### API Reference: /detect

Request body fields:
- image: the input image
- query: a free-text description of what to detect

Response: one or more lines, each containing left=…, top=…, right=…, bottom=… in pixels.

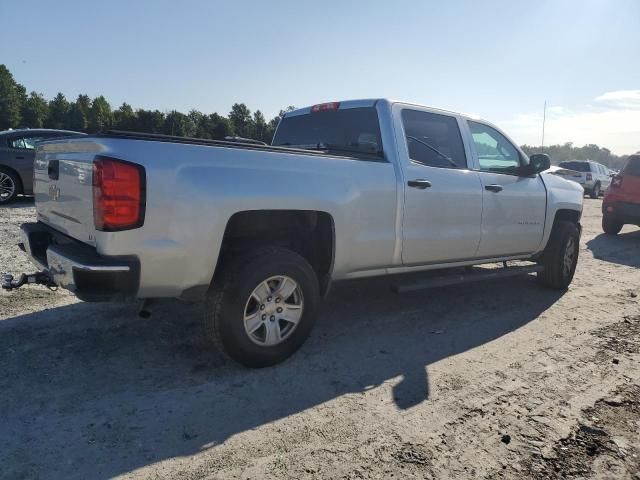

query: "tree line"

left=0, top=64, right=293, bottom=143
left=521, top=143, right=629, bottom=170
left=0, top=64, right=633, bottom=166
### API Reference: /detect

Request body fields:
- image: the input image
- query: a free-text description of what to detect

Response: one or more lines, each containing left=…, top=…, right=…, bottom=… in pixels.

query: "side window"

left=468, top=121, right=521, bottom=173
left=9, top=136, right=45, bottom=150
left=401, top=109, right=467, bottom=169
left=8, top=137, right=26, bottom=149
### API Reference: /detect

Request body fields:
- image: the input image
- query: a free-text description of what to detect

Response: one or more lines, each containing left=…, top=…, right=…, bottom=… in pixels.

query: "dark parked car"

left=0, top=128, right=85, bottom=204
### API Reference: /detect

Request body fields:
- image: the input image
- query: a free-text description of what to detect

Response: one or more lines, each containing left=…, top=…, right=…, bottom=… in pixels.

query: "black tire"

left=0, top=167, right=20, bottom=204
left=203, top=246, right=320, bottom=368
left=589, top=183, right=600, bottom=199
left=602, top=214, right=623, bottom=235
left=537, top=221, right=580, bottom=290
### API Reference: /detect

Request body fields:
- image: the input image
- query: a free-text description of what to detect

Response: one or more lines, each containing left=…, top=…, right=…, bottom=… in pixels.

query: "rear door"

left=598, top=164, right=612, bottom=190
left=466, top=120, right=547, bottom=258
left=396, top=106, right=483, bottom=265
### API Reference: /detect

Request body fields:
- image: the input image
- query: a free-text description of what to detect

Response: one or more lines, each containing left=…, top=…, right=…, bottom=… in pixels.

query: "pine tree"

left=21, top=92, right=49, bottom=128
left=0, top=64, right=24, bottom=129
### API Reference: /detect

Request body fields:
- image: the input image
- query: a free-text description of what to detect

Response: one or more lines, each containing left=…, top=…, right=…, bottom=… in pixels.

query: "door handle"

left=485, top=184, right=503, bottom=192
left=408, top=179, right=432, bottom=189
left=15, top=156, right=25, bottom=160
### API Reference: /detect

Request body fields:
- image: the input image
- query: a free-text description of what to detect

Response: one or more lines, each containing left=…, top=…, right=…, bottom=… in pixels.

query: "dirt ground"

left=1, top=197, right=639, bottom=480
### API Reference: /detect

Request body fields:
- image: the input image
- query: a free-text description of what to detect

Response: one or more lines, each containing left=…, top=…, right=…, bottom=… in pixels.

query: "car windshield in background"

left=623, top=156, right=640, bottom=176
left=559, top=161, right=590, bottom=172
left=272, top=107, right=384, bottom=160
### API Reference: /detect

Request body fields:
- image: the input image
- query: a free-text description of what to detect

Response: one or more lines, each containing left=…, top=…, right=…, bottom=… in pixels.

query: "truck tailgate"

left=33, top=139, right=98, bottom=246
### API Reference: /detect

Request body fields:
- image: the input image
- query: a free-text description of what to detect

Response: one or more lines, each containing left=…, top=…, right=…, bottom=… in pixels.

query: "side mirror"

left=527, top=153, right=551, bottom=175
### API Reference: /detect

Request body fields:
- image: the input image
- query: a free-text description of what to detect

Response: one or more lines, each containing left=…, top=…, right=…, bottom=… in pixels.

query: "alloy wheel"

left=243, top=275, right=304, bottom=346
left=0, top=172, right=16, bottom=202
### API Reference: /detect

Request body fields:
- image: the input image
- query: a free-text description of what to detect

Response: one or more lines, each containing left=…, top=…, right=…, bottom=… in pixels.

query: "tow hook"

left=1, top=271, right=57, bottom=291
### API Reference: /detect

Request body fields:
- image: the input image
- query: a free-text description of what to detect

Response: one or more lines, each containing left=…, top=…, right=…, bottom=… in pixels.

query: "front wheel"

left=203, top=247, right=320, bottom=368
left=537, top=221, right=580, bottom=290
left=0, top=168, right=20, bottom=204
left=602, top=214, right=623, bottom=235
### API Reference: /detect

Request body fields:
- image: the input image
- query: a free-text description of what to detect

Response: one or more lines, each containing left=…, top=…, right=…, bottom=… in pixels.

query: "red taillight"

left=311, top=102, right=340, bottom=113
left=611, top=175, right=623, bottom=188
left=586, top=173, right=592, bottom=181
left=93, top=156, right=145, bottom=231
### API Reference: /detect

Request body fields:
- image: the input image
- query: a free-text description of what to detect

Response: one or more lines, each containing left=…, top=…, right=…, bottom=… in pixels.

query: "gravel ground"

left=1, top=197, right=639, bottom=480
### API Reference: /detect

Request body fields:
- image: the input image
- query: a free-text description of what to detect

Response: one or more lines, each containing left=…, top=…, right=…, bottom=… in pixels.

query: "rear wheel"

left=537, top=221, right=580, bottom=290
left=0, top=168, right=20, bottom=204
left=203, top=247, right=320, bottom=368
left=589, top=183, right=600, bottom=199
left=602, top=214, right=623, bottom=235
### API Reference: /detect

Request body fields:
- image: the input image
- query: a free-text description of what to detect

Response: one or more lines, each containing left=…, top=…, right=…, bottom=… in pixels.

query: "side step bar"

left=394, top=264, right=544, bottom=294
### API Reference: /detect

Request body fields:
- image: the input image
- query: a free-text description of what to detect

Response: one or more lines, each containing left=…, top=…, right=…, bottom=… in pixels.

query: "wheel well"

left=217, top=210, right=335, bottom=295
left=554, top=209, right=581, bottom=225
left=551, top=208, right=582, bottom=239
left=0, top=165, right=24, bottom=194
left=533, top=208, right=581, bottom=261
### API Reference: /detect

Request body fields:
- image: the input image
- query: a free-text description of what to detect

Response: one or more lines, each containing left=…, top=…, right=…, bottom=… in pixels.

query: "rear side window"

left=559, top=161, right=590, bottom=172
left=9, top=136, right=46, bottom=149
left=623, top=155, right=640, bottom=176
left=272, top=107, right=383, bottom=160
left=401, top=109, right=467, bottom=168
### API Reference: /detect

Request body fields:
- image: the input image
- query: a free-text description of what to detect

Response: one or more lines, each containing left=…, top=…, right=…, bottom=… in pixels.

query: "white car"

left=558, top=160, right=612, bottom=198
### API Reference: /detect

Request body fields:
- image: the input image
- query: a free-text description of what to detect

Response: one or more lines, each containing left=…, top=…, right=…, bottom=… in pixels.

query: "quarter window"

left=401, top=109, right=467, bottom=169
left=9, top=136, right=45, bottom=150
left=468, top=121, right=521, bottom=174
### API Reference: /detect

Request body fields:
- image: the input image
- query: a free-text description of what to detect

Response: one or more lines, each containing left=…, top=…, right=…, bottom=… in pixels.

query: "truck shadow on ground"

left=2, top=196, right=34, bottom=209
left=586, top=229, right=640, bottom=268
left=0, top=274, right=562, bottom=479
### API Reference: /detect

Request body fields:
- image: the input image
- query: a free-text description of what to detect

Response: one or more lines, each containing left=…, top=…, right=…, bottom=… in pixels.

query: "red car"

left=602, top=153, right=640, bottom=234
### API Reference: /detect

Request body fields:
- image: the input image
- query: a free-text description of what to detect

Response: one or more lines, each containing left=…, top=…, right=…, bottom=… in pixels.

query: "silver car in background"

left=558, top=160, right=612, bottom=198
left=0, top=129, right=85, bottom=204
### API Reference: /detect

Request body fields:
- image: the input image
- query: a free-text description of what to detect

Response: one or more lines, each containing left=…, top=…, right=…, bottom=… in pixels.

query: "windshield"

left=272, top=107, right=384, bottom=159
left=558, top=161, right=590, bottom=172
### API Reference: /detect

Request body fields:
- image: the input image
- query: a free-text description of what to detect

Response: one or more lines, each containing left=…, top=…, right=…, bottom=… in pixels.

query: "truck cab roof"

left=284, top=99, right=470, bottom=120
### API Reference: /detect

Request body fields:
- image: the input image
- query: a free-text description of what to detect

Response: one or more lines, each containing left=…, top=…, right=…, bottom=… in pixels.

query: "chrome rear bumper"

left=19, top=222, right=139, bottom=301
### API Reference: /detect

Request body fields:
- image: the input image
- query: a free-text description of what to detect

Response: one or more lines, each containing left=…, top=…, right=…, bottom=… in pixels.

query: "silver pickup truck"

left=4, top=99, right=584, bottom=367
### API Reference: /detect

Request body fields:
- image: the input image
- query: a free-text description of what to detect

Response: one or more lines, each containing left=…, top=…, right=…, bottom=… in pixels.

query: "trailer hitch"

left=1, top=271, right=57, bottom=291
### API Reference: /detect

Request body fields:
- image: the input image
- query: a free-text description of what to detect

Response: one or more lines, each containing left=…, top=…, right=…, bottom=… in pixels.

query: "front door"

left=467, top=120, right=547, bottom=258
left=399, top=108, right=483, bottom=265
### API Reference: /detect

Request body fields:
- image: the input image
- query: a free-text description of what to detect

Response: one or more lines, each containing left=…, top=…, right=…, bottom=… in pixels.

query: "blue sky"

left=2, top=0, right=639, bottom=153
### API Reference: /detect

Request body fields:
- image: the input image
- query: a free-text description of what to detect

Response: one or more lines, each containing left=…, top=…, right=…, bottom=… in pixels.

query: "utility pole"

left=541, top=100, right=547, bottom=152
